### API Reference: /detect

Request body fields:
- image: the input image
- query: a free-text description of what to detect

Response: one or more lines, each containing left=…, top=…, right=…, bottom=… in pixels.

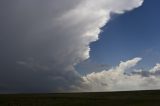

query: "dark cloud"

left=0, top=0, right=82, bottom=93
left=0, top=0, right=143, bottom=93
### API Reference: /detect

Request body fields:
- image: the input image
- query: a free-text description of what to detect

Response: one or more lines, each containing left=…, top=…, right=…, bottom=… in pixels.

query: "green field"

left=0, top=90, right=160, bottom=106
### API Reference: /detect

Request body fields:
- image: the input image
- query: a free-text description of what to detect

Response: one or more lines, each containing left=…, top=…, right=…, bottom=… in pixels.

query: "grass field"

left=0, top=90, right=160, bottom=106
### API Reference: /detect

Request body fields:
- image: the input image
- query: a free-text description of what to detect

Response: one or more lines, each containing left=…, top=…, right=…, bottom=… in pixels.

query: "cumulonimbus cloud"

left=0, top=0, right=143, bottom=93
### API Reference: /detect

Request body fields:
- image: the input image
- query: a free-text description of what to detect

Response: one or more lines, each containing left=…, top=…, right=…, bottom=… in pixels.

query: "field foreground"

left=0, top=90, right=160, bottom=106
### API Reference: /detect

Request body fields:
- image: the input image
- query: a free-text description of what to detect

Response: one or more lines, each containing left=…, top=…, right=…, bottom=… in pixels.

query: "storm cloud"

left=0, top=0, right=143, bottom=93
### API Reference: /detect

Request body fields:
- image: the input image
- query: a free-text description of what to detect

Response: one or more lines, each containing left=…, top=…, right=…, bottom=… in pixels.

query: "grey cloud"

left=0, top=0, right=143, bottom=93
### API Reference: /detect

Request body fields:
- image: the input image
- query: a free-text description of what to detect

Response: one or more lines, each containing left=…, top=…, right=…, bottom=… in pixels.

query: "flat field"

left=0, top=90, right=160, bottom=106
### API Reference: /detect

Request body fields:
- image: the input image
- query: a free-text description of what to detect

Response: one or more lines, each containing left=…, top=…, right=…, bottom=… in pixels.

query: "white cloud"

left=75, top=57, right=160, bottom=92
left=149, top=64, right=160, bottom=73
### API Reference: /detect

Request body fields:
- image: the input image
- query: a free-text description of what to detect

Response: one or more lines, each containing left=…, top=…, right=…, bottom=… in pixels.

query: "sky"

left=94, top=0, right=160, bottom=64
left=77, top=0, right=160, bottom=74
left=1, top=0, right=160, bottom=93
